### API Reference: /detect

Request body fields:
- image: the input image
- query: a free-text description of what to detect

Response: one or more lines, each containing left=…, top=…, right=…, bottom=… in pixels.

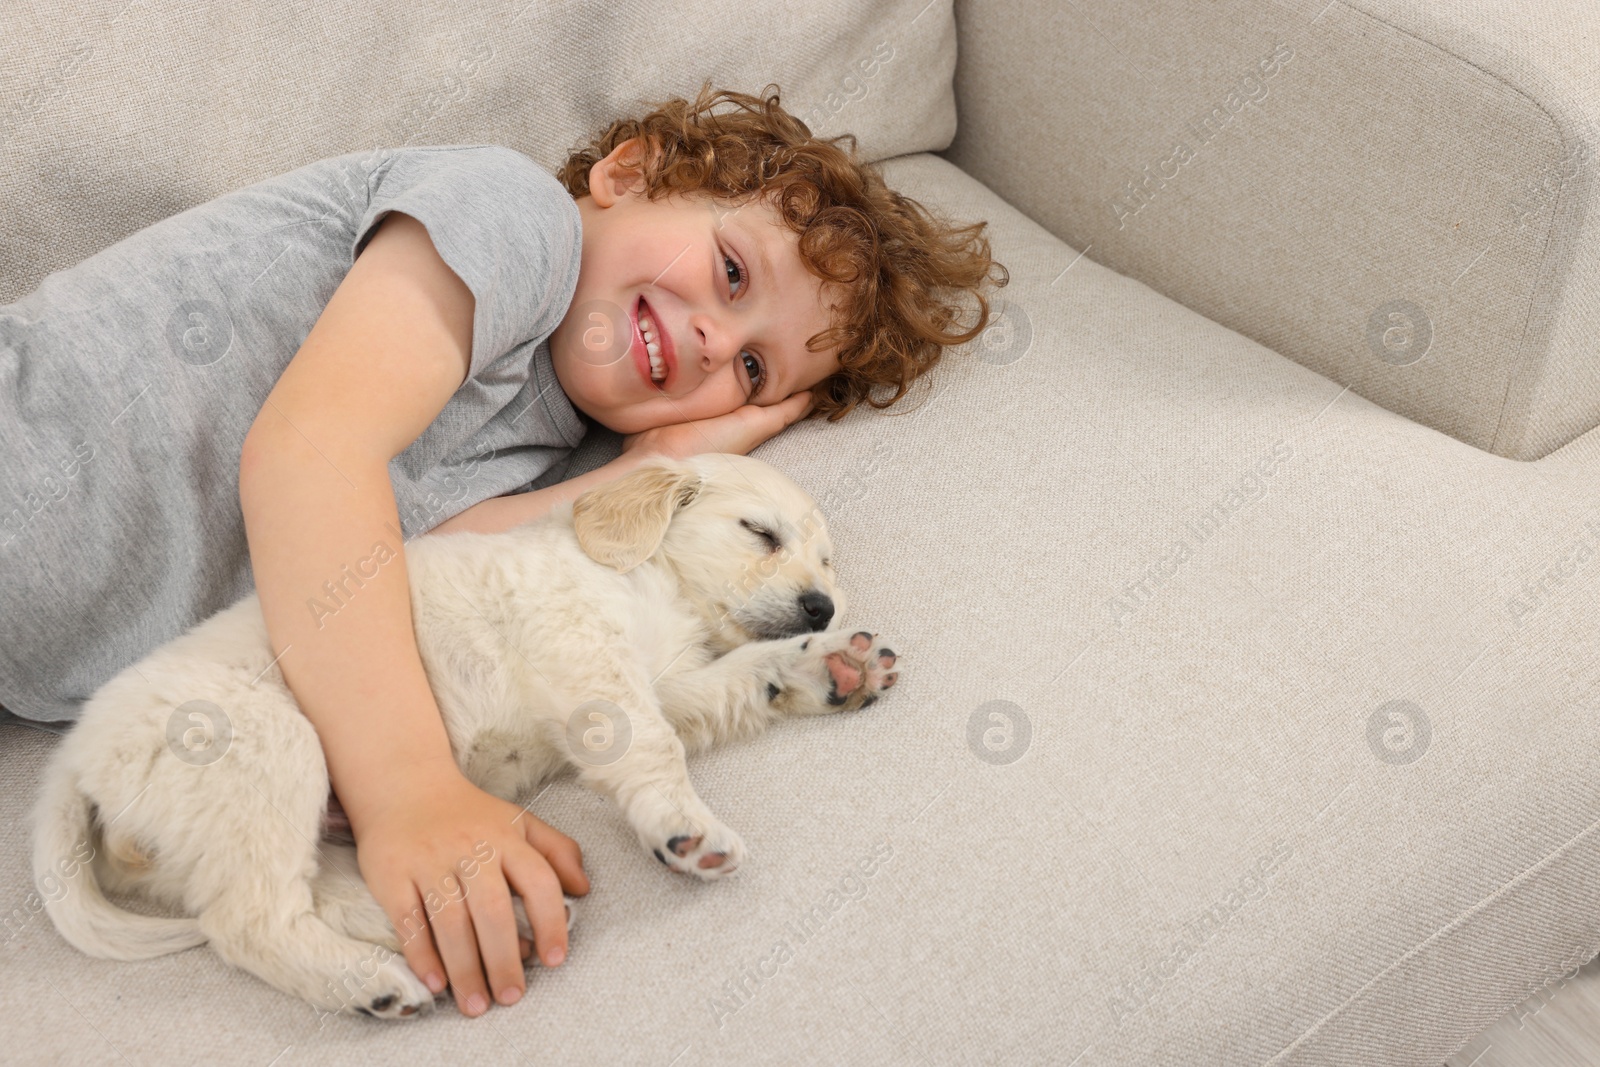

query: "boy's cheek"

left=563, top=298, right=634, bottom=367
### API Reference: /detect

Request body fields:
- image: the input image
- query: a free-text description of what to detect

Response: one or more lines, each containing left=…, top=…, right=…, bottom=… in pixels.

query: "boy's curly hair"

left=555, top=81, right=1009, bottom=422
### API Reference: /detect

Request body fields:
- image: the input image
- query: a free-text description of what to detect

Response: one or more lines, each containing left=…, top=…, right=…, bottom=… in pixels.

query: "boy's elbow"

left=238, top=428, right=267, bottom=499
left=238, top=425, right=291, bottom=498
left=238, top=434, right=289, bottom=523
left=239, top=420, right=387, bottom=487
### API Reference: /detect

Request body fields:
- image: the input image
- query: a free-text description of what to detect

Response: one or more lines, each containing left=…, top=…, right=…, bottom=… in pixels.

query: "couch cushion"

left=942, top=0, right=1600, bottom=462
left=6, top=151, right=1599, bottom=1065
left=0, top=0, right=955, bottom=304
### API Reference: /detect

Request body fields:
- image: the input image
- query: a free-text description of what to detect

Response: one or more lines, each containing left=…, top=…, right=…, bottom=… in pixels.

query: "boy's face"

left=548, top=137, right=844, bottom=436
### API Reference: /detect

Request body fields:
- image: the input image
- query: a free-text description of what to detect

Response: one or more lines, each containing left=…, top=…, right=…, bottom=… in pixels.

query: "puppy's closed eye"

left=740, top=519, right=781, bottom=552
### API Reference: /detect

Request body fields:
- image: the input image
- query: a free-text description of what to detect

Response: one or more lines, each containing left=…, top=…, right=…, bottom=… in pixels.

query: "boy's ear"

left=571, top=457, right=705, bottom=573
left=590, top=136, right=661, bottom=205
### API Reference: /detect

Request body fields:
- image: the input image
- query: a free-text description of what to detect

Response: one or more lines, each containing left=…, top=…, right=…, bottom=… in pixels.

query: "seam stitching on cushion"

left=1335, top=0, right=1577, bottom=458
left=1265, top=808, right=1600, bottom=1064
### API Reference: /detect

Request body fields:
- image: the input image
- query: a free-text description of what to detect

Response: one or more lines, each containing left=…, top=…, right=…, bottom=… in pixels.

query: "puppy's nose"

left=798, top=589, right=834, bottom=631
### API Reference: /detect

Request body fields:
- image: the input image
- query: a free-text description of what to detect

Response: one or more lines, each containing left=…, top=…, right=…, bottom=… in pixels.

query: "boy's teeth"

left=641, top=303, right=666, bottom=381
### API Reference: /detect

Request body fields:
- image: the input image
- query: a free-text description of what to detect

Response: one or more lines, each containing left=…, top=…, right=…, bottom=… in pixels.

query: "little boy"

left=0, top=83, right=1006, bottom=1016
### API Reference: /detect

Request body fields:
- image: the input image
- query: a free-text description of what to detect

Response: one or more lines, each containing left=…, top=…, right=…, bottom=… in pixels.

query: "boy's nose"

left=692, top=313, right=745, bottom=371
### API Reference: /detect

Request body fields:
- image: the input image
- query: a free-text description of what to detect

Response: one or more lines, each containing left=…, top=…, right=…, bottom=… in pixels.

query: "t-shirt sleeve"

left=349, top=145, right=581, bottom=383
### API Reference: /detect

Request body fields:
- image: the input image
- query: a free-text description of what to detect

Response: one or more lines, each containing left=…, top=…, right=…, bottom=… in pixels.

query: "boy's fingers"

left=375, top=875, right=447, bottom=998
left=463, top=867, right=525, bottom=1007
left=518, top=815, right=590, bottom=896
left=431, top=883, right=491, bottom=1016
left=741, top=390, right=811, bottom=445
left=504, top=853, right=569, bottom=969
left=772, top=391, right=814, bottom=436
left=783, top=390, right=815, bottom=423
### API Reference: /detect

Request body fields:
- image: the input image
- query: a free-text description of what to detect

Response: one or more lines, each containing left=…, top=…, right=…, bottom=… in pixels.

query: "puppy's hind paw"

left=348, top=957, right=434, bottom=1019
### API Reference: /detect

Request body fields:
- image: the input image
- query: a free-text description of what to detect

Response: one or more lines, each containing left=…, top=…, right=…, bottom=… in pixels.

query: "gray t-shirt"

left=0, top=143, right=588, bottom=724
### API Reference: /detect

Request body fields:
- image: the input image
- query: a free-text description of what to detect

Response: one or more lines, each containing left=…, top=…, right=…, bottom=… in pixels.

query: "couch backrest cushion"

left=943, top=0, right=1600, bottom=461
left=0, top=0, right=956, bottom=304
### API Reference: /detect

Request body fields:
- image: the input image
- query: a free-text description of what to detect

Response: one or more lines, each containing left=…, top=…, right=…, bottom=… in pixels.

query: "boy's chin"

left=584, top=401, right=664, bottom=439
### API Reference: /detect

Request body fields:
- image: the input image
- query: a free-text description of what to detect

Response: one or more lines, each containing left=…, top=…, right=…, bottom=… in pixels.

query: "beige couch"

left=4, top=0, right=1599, bottom=1063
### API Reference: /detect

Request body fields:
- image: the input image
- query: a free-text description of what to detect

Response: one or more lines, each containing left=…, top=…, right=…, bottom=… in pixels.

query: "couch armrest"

left=943, top=0, right=1600, bottom=460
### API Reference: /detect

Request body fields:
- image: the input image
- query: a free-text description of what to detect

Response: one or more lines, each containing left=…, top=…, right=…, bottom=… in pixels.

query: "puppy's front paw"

left=778, top=629, right=899, bottom=716
left=641, top=817, right=747, bottom=881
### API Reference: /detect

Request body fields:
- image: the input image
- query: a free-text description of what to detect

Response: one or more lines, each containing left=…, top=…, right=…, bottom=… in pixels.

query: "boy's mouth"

left=633, top=294, right=675, bottom=391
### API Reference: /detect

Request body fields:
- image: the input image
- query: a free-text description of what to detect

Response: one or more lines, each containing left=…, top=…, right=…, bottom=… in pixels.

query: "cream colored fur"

left=29, top=453, right=900, bottom=1018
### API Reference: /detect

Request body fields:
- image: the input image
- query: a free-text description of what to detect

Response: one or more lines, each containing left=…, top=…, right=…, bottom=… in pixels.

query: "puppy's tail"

left=31, top=772, right=207, bottom=960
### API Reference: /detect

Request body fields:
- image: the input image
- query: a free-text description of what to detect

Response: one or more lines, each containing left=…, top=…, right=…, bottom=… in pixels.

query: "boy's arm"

left=429, top=391, right=822, bottom=539
left=239, top=210, right=586, bottom=1018
left=426, top=451, right=650, bottom=537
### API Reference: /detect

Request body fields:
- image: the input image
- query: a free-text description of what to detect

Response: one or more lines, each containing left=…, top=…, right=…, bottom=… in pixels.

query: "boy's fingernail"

left=466, top=993, right=487, bottom=1015
left=424, top=972, right=445, bottom=994
left=499, top=985, right=522, bottom=1006
left=548, top=946, right=566, bottom=966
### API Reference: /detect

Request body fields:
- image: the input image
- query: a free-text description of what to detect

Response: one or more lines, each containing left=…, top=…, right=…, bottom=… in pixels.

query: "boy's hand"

left=622, top=389, right=815, bottom=461
left=350, top=763, right=590, bottom=1017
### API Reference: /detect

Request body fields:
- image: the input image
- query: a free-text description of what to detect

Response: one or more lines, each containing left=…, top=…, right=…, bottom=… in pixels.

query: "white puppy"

left=30, top=453, right=900, bottom=1018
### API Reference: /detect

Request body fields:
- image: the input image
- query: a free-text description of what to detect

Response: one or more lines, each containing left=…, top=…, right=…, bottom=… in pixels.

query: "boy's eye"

left=723, top=251, right=765, bottom=397
left=741, top=351, right=766, bottom=396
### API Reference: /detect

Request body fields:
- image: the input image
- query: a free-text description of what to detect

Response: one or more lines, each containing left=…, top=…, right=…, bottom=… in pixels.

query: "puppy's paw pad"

left=798, top=629, right=900, bottom=713
left=352, top=960, right=433, bottom=1019
left=647, top=824, right=745, bottom=881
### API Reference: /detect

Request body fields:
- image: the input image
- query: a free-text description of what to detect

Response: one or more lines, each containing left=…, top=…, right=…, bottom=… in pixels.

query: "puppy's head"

left=571, top=453, right=845, bottom=645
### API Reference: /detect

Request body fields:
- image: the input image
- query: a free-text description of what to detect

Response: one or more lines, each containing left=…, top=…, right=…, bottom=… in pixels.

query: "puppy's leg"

left=186, top=773, right=433, bottom=1019
left=653, top=629, right=901, bottom=753
left=562, top=694, right=747, bottom=880
left=310, top=843, right=405, bottom=948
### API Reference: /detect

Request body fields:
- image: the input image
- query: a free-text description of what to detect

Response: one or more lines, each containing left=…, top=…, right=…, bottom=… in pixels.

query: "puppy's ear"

left=571, top=458, right=705, bottom=573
